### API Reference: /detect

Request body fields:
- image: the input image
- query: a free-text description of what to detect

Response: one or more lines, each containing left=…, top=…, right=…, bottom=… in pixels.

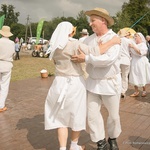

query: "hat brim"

left=0, top=30, right=13, bottom=37
left=80, top=32, right=89, bottom=34
left=118, top=28, right=136, bottom=38
left=85, top=10, right=114, bottom=26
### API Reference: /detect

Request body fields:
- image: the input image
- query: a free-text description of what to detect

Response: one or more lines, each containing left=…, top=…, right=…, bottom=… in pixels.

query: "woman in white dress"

left=44, top=21, right=87, bottom=150
left=44, top=21, right=121, bottom=150
left=129, top=32, right=150, bottom=97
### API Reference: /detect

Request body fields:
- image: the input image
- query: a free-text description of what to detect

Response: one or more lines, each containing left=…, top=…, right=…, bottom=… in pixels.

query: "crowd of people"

left=0, top=6, right=150, bottom=150
left=13, top=37, right=50, bottom=59
left=44, top=7, right=150, bottom=150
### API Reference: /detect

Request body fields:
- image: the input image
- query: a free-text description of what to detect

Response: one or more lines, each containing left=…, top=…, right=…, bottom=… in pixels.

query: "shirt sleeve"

left=139, top=43, right=148, bottom=56
left=130, top=42, right=148, bottom=56
left=78, top=42, right=100, bottom=55
left=85, top=44, right=121, bottom=67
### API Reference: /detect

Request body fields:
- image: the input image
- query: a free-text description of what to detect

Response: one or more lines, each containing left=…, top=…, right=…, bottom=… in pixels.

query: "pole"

left=25, top=15, right=32, bottom=43
left=129, top=11, right=149, bottom=29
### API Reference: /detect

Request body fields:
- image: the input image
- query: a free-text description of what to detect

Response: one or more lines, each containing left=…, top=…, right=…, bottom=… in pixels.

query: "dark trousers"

left=15, top=51, right=20, bottom=60
left=147, top=50, right=150, bottom=62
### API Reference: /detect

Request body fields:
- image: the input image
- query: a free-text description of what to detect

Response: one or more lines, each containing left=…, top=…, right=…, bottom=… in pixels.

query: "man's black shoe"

left=97, top=138, right=108, bottom=150
left=108, top=138, right=119, bottom=150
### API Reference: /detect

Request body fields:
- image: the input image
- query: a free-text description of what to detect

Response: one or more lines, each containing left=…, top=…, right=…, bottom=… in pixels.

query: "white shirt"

left=84, top=29, right=122, bottom=95
left=0, top=37, right=15, bottom=72
left=120, top=37, right=132, bottom=65
left=79, top=35, right=89, bottom=43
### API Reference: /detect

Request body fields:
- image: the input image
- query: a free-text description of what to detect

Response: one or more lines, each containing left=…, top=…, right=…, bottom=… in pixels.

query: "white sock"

left=70, top=140, right=78, bottom=149
left=60, top=147, right=66, bottom=150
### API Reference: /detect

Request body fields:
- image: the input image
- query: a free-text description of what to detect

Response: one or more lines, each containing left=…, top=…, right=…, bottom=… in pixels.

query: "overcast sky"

left=0, top=0, right=129, bottom=24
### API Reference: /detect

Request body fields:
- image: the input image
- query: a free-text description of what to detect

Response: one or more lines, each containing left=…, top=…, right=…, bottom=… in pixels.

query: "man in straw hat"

left=118, top=29, right=135, bottom=99
left=71, top=8, right=121, bottom=150
left=0, top=26, right=15, bottom=112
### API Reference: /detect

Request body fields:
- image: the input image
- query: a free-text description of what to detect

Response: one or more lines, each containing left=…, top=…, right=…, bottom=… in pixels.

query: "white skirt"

left=44, top=76, right=87, bottom=131
left=129, top=56, right=150, bottom=87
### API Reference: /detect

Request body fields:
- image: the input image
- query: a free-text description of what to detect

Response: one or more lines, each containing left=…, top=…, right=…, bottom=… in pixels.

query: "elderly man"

left=72, top=8, right=121, bottom=150
left=0, top=26, right=15, bottom=112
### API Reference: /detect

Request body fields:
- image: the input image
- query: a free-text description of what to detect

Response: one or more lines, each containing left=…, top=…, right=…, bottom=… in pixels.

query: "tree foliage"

left=0, top=4, right=22, bottom=40
left=0, top=0, right=150, bottom=41
left=0, top=4, right=20, bottom=25
left=113, top=0, right=150, bottom=35
left=75, top=10, right=92, bottom=38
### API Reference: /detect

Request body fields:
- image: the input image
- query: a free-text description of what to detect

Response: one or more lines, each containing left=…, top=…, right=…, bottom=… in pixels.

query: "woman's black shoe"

left=97, top=138, right=108, bottom=150
left=108, top=138, right=119, bottom=150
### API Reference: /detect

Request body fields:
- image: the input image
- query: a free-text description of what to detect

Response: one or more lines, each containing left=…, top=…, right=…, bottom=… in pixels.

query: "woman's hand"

left=111, top=36, right=121, bottom=45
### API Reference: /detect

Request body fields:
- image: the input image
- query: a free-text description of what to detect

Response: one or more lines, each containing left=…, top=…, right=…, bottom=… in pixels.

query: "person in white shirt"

left=45, top=22, right=89, bottom=150
left=79, top=29, right=89, bottom=78
left=0, top=26, right=15, bottom=112
left=79, top=29, right=89, bottom=43
left=71, top=8, right=121, bottom=150
left=118, top=29, right=132, bottom=99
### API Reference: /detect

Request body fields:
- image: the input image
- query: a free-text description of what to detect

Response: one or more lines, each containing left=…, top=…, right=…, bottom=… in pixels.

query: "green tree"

left=113, top=0, right=150, bottom=35
left=11, top=23, right=25, bottom=41
left=43, top=16, right=77, bottom=40
left=0, top=4, right=20, bottom=26
left=76, top=10, right=92, bottom=38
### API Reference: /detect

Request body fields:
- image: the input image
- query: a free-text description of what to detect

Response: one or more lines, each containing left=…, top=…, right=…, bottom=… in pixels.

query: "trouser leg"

left=102, top=94, right=121, bottom=139
left=0, top=71, right=11, bottom=108
left=18, top=52, right=20, bottom=59
left=87, top=91, right=105, bottom=142
left=15, top=52, right=17, bottom=60
left=16, top=52, right=19, bottom=59
left=120, top=64, right=130, bottom=94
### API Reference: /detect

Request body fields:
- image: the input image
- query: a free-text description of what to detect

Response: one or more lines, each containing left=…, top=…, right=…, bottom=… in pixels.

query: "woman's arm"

left=129, top=43, right=141, bottom=55
left=71, top=36, right=121, bottom=64
left=99, top=36, right=121, bottom=54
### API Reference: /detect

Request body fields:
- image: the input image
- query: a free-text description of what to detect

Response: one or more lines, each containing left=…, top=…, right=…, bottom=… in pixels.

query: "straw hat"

left=0, top=26, right=13, bottom=37
left=118, top=29, right=129, bottom=37
left=85, top=8, right=114, bottom=26
left=118, top=28, right=136, bottom=38
left=80, top=29, right=89, bottom=35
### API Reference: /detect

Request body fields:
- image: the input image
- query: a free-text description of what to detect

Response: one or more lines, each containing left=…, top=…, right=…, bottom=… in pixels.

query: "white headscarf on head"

left=48, top=21, right=73, bottom=60
left=136, top=32, right=147, bottom=44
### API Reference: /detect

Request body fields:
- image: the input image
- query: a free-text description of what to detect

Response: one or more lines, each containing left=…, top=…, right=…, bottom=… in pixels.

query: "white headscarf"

left=48, top=21, right=74, bottom=59
left=136, top=32, right=146, bottom=44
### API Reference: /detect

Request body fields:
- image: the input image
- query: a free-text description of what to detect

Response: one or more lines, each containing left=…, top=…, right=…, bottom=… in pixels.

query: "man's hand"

left=71, top=48, right=85, bottom=63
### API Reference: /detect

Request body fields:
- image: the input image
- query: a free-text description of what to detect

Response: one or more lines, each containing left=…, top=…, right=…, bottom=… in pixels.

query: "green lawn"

left=11, top=55, right=55, bottom=81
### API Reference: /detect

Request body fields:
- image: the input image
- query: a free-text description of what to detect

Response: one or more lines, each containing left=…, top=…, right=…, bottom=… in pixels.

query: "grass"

left=11, top=54, right=55, bottom=81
